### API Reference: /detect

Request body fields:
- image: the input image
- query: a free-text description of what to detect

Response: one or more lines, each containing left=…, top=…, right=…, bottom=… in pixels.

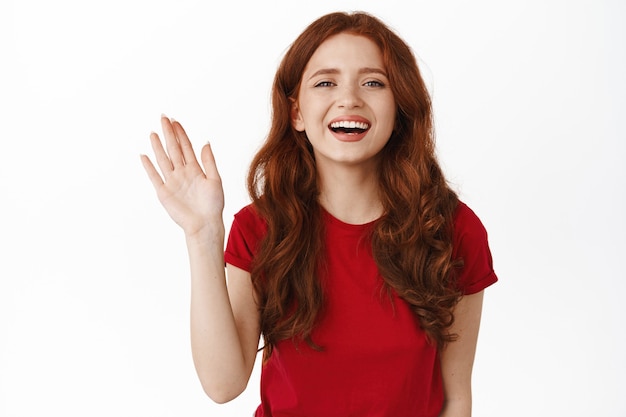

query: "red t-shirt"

left=225, top=201, right=497, bottom=417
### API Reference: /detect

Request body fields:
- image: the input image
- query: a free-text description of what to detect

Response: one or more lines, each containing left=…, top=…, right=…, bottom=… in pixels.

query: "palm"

left=141, top=116, right=225, bottom=237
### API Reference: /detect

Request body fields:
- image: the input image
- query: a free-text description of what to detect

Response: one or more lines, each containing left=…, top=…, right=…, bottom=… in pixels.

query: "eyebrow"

left=307, top=67, right=388, bottom=80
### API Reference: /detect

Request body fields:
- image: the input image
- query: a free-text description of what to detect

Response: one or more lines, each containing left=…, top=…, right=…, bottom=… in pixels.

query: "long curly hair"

left=247, top=11, right=461, bottom=356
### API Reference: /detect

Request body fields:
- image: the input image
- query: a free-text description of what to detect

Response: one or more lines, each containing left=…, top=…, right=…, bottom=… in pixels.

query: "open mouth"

left=329, top=120, right=370, bottom=134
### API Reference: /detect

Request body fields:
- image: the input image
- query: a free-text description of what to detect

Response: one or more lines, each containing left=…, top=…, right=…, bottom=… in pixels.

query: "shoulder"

left=233, top=204, right=267, bottom=233
left=452, top=201, right=498, bottom=294
left=229, top=203, right=268, bottom=247
left=233, top=203, right=260, bottom=221
left=225, top=204, right=267, bottom=272
left=453, top=201, right=489, bottom=242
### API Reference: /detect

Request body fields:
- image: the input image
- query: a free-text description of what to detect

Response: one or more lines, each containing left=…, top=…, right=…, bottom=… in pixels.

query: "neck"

left=317, top=161, right=383, bottom=225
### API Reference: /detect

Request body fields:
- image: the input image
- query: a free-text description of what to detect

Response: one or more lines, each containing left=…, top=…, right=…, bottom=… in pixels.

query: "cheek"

left=297, top=102, right=325, bottom=132
left=384, top=107, right=397, bottom=133
left=379, top=96, right=397, bottom=130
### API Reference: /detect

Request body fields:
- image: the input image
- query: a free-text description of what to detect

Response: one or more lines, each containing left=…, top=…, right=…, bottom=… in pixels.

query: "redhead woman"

left=141, top=11, right=497, bottom=417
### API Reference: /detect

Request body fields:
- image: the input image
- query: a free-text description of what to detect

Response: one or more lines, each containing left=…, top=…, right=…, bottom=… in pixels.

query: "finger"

left=171, top=120, right=198, bottom=168
left=149, top=131, right=174, bottom=176
left=161, top=114, right=185, bottom=167
left=200, top=142, right=222, bottom=182
left=140, top=154, right=165, bottom=189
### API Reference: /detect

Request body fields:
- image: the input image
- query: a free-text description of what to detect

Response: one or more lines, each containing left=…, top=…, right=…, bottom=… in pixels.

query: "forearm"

left=186, top=230, right=250, bottom=403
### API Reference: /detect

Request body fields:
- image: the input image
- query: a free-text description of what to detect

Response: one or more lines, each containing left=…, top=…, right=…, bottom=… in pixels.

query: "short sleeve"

left=224, top=205, right=267, bottom=272
left=452, top=202, right=498, bottom=294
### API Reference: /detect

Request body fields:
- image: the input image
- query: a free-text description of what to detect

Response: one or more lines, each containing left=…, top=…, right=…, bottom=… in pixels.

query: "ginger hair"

left=247, top=11, right=461, bottom=356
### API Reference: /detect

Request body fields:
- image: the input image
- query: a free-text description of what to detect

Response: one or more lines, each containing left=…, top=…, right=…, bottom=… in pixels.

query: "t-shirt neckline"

left=321, top=206, right=379, bottom=231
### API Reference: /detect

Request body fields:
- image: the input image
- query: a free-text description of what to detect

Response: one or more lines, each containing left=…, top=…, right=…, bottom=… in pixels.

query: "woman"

left=141, top=11, right=497, bottom=417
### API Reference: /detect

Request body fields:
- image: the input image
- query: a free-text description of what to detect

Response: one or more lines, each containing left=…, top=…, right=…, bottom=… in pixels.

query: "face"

left=291, top=33, right=396, bottom=170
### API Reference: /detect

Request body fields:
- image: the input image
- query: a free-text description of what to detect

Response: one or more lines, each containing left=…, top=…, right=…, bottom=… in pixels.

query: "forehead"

left=302, top=33, right=385, bottom=75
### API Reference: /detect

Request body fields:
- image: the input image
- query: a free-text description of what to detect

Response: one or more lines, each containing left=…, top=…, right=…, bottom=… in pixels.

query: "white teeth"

left=330, top=120, right=370, bottom=130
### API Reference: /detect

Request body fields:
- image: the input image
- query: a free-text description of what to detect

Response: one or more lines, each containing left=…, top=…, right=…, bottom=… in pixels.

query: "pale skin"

left=141, top=116, right=259, bottom=403
left=141, top=33, right=484, bottom=416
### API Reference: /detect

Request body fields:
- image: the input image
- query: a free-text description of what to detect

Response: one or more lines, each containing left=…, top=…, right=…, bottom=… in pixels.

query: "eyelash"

left=364, top=80, right=385, bottom=87
left=313, top=80, right=386, bottom=88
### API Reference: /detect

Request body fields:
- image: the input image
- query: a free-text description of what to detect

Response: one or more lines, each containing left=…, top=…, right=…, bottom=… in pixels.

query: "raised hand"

left=141, top=115, right=225, bottom=239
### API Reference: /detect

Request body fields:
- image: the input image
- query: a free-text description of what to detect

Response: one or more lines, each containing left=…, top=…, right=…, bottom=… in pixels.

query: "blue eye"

left=314, top=81, right=335, bottom=87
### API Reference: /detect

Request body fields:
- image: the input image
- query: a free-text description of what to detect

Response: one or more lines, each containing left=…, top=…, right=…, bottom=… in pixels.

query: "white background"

left=1, top=0, right=624, bottom=416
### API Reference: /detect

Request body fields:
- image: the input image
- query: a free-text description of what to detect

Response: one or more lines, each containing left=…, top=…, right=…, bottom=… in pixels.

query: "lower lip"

left=329, top=129, right=369, bottom=142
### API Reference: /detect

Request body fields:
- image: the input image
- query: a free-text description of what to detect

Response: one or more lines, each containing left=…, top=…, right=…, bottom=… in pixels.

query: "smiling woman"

left=291, top=33, right=396, bottom=170
left=141, top=11, right=497, bottom=417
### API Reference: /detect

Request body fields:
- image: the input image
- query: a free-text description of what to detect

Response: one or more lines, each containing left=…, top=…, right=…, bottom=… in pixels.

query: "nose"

left=337, top=85, right=363, bottom=109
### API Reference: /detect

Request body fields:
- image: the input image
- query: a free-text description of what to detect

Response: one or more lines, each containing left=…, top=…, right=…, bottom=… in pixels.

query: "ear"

left=290, top=98, right=305, bottom=132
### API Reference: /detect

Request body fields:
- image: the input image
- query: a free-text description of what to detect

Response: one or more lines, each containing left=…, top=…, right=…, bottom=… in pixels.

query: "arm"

left=438, top=291, right=485, bottom=417
left=187, top=238, right=260, bottom=403
left=141, top=116, right=260, bottom=403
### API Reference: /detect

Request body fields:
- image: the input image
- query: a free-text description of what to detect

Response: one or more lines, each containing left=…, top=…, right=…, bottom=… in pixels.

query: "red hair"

left=247, top=12, right=461, bottom=356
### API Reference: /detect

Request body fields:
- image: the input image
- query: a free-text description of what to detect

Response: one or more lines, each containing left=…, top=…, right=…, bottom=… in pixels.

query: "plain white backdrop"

left=1, top=0, right=624, bottom=415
